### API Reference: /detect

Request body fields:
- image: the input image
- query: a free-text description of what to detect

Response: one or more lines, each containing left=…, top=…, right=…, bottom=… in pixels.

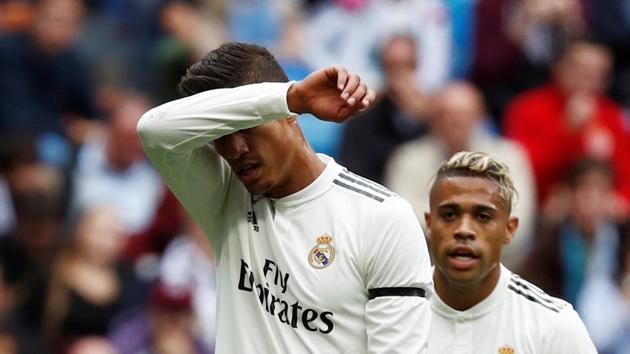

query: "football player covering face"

left=425, top=174, right=519, bottom=310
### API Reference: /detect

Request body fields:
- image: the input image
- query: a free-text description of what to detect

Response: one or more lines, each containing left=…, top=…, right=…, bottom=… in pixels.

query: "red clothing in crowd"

left=505, top=84, right=630, bottom=204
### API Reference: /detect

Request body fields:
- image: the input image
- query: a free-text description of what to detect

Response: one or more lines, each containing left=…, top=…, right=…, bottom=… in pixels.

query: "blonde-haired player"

left=425, top=151, right=596, bottom=353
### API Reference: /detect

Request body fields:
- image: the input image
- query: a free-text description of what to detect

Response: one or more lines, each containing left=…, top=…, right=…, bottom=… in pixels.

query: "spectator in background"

left=385, top=82, right=535, bottom=269
left=42, top=205, right=145, bottom=354
left=70, top=91, right=164, bottom=236
left=159, top=216, right=217, bottom=349
left=585, top=0, right=630, bottom=108
left=0, top=0, right=97, bottom=164
left=470, top=0, right=585, bottom=124
left=340, top=34, right=432, bottom=183
left=469, top=0, right=528, bottom=123
left=522, top=159, right=630, bottom=353
left=305, top=0, right=450, bottom=91
left=66, top=336, right=117, bottom=354
left=0, top=238, right=46, bottom=354
left=505, top=38, right=630, bottom=218
left=275, top=4, right=345, bottom=158
left=507, top=0, right=586, bottom=73
left=109, top=280, right=213, bottom=354
left=1, top=160, right=65, bottom=336
left=0, top=0, right=35, bottom=33
left=152, top=0, right=227, bottom=103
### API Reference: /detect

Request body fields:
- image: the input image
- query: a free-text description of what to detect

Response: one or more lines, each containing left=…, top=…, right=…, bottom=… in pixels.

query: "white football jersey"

left=138, top=82, right=433, bottom=353
left=428, top=264, right=597, bottom=354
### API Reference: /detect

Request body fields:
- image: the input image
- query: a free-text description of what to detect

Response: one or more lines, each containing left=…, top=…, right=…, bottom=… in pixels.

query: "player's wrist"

left=287, top=82, right=306, bottom=115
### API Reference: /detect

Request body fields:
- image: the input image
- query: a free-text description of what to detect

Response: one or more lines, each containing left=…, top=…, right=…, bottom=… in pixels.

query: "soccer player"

left=424, top=151, right=597, bottom=353
left=137, top=42, right=432, bottom=353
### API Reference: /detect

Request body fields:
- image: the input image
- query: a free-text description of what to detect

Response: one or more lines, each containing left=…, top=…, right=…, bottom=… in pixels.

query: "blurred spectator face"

left=106, top=96, right=150, bottom=171
left=432, top=83, right=484, bottom=153
left=0, top=333, right=16, bottom=354
left=160, top=2, right=199, bottom=43
left=67, top=336, right=117, bottom=354
left=74, top=206, right=124, bottom=267
left=554, top=42, right=612, bottom=96
left=0, top=1, right=35, bottom=32
left=8, top=164, right=62, bottom=262
left=33, top=0, right=84, bottom=54
left=525, top=0, right=582, bottom=23
left=570, top=163, right=613, bottom=234
left=380, top=36, right=417, bottom=84
left=149, top=282, right=195, bottom=352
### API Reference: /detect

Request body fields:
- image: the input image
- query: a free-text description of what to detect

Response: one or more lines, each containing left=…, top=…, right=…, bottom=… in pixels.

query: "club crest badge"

left=497, top=345, right=515, bottom=354
left=308, top=235, right=335, bottom=269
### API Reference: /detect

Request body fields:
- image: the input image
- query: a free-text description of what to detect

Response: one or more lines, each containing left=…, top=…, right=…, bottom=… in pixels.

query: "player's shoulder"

left=330, top=168, right=400, bottom=206
left=506, top=271, right=573, bottom=317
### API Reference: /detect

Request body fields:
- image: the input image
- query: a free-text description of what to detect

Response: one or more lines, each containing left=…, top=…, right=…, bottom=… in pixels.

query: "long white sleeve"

left=137, top=82, right=295, bottom=243
left=363, top=197, right=433, bottom=353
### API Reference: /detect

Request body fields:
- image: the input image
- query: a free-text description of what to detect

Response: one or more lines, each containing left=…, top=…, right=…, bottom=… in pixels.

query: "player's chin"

left=243, top=179, right=272, bottom=196
left=444, top=269, right=482, bottom=286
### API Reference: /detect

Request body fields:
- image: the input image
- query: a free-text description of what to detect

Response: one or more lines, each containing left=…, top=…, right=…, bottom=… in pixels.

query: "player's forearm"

left=137, top=81, right=295, bottom=154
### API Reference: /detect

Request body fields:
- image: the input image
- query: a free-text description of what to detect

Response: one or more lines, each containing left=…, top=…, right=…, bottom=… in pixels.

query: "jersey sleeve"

left=542, top=307, right=598, bottom=354
left=137, top=82, right=295, bottom=246
left=362, top=197, right=433, bottom=353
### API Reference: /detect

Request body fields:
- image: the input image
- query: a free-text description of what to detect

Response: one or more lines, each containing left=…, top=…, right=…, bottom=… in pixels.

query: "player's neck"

left=266, top=144, right=325, bottom=199
left=433, top=265, right=501, bottom=311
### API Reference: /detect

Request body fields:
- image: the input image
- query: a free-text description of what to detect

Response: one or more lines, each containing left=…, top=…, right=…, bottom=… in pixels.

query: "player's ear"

left=424, top=212, right=432, bottom=239
left=504, top=216, right=519, bottom=245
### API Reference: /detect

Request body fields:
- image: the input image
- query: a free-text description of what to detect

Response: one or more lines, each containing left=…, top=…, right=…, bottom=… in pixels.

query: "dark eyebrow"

left=474, top=205, right=497, bottom=213
left=437, top=203, right=460, bottom=210
left=437, top=203, right=461, bottom=211
left=437, top=203, right=497, bottom=212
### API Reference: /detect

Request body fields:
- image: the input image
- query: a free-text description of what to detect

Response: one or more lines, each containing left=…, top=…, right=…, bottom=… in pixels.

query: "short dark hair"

left=553, top=35, right=610, bottom=65
left=177, top=42, right=289, bottom=97
left=567, top=158, right=612, bottom=188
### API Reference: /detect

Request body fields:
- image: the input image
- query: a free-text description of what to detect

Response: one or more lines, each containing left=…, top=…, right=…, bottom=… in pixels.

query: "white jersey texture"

left=428, top=264, right=597, bottom=354
left=137, top=82, right=433, bottom=354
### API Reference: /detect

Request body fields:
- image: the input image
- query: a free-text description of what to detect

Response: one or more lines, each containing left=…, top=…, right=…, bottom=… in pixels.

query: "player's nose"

left=215, top=132, right=249, bottom=160
left=453, top=215, right=476, bottom=241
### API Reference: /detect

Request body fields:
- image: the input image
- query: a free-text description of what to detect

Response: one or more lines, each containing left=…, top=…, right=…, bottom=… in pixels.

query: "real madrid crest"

left=308, top=235, right=335, bottom=269
left=497, top=345, right=515, bottom=354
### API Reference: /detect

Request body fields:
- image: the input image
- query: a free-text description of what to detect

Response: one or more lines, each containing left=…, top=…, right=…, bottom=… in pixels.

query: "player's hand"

left=287, top=66, right=376, bottom=122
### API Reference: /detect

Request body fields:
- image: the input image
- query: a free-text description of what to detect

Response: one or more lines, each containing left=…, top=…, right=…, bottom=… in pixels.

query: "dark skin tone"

left=425, top=176, right=519, bottom=311
left=214, top=66, right=376, bottom=199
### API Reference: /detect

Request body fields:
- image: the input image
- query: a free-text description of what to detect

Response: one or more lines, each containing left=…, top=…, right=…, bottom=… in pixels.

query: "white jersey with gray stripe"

left=138, top=82, right=433, bottom=353
left=428, top=264, right=597, bottom=354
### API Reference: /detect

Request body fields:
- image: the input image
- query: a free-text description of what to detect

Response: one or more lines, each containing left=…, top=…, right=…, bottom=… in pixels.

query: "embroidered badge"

left=498, top=345, right=515, bottom=354
left=308, top=235, right=335, bottom=269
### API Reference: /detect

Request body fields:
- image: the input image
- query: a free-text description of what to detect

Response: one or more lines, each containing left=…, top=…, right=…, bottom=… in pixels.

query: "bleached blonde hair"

left=432, top=151, right=518, bottom=211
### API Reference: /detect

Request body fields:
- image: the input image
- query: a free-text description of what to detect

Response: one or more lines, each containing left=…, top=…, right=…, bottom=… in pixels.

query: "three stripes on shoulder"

left=333, top=170, right=392, bottom=203
left=508, top=274, right=568, bottom=313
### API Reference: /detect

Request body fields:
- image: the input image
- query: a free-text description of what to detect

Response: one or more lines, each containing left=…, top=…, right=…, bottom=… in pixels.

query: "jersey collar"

left=430, top=264, right=511, bottom=320
left=273, top=154, right=342, bottom=208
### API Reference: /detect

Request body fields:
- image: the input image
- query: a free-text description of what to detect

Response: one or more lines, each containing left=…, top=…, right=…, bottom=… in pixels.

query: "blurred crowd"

left=0, top=0, right=629, bottom=353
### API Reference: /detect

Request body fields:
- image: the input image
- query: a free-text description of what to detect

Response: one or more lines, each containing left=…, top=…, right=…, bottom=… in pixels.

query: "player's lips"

left=235, top=163, right=261, bottom=184
left=447, top=245, right=479, bottom=271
